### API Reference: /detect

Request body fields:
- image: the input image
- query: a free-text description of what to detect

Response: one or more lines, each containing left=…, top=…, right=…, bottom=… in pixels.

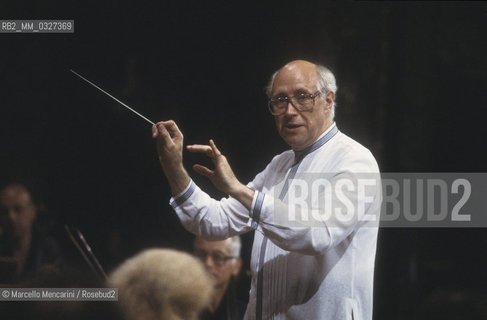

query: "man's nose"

left=284, top=101, right=298, bottom=115
left=204, top=254, right=215, bottom=268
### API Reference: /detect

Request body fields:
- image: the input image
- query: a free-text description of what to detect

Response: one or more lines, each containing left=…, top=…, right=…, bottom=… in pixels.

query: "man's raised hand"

left=152, top=120, right=190, bottom=195
left=152, top=120, right=184, bottom=169
left=187, top=140, right=241, bottom=196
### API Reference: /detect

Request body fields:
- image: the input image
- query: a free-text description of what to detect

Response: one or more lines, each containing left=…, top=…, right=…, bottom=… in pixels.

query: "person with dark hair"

left=0, top=183, right=60, bottom=283
left=152, top=60, right=381, bottom=319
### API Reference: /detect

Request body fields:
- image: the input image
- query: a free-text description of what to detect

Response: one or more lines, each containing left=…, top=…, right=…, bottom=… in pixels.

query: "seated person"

left=194, top=236, right=246, bottom=320
left=0, top=182, right=60, bottom=283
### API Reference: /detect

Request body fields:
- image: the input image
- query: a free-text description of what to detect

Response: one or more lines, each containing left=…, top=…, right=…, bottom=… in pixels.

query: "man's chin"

left=209, top=274, right=220, bottom=283
left=281, top=135, right=306, bottom=150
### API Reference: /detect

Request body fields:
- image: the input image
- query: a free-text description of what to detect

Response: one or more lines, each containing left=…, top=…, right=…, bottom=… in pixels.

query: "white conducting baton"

left=70, top=69, right=155, bottom=125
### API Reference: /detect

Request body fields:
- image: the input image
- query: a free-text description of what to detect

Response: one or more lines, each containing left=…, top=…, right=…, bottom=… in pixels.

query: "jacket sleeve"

left=169, top=160, right=271, bottom=240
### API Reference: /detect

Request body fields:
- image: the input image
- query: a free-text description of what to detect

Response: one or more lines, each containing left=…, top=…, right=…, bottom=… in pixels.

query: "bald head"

left=272, top=60, right=318, bottom=94
left=279, top=60, right=318, bottom=78
left=279, top=60, right=318, bottom=75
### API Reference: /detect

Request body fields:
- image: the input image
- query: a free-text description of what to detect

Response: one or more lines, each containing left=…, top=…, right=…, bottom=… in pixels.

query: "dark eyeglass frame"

left=268, top=91, right=322, bottom=116
left=194, top=249, right=237, bottom=266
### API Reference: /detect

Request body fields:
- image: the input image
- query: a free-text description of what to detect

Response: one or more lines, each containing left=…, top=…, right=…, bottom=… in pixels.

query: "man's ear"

left=325, top=91, right=335, bottom=111
left=232, top=257, right=243, bottom=276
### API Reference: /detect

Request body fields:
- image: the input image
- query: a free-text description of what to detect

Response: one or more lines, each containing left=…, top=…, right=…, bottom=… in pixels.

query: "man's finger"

left=187, top=145, right=212, bottom=154
left=152, top=124, right=158, bottom=138
left=193, top=164, right=214, bottom=177
left=209, top=139, right=221, bottom=156
left=156, top=123, right=173, bottom=145
left=163, top=120, right=182, bottom=139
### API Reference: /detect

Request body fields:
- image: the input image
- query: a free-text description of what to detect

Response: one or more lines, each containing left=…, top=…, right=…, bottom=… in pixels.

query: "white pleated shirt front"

left=170, top=124, right=381, bottom=320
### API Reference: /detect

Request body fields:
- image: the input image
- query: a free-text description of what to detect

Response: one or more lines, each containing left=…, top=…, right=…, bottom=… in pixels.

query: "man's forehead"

left=194, top=238, right=232, bottom=252
left=0, top=184, right=32, bottom=204
left=281, top=60, right=317, bottom=72
left=272, top=61, right=318, bottom=93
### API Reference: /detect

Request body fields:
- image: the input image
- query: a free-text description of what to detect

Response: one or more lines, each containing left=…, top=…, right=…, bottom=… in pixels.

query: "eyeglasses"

left=268, top=91, right=322, bottom=116
left=194, top=249, right=236, bottom=266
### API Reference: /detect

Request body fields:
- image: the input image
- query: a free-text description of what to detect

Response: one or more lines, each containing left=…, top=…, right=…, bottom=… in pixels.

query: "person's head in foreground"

left=193, top=236, right=242, bottom=312
left=266, top=59, right=337, bottom=150
left=108, top=248, right=213, bottom=320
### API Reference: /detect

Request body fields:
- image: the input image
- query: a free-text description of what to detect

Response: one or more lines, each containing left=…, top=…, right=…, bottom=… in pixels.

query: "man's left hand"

left=187, top=140, right=241, bottom=195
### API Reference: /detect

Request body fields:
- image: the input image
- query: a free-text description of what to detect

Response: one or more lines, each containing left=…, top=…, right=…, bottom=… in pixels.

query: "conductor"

left=152, top=60, right=381, bottom=320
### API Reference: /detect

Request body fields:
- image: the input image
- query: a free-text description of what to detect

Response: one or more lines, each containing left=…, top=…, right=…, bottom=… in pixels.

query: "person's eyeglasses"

left=268, top=91, right=322, bottom=116
left=194, top=249, right=236, bottom=266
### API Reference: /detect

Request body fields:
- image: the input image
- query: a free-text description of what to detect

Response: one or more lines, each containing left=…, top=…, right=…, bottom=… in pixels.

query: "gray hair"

left=228, top=235, right=242, bottom=258
left=265, top=63, right=338, bottom=118
left=108, top=248, right=213, bottom=320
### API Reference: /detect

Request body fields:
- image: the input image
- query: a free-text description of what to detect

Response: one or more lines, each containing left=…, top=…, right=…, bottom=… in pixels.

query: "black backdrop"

left=1, top=1, right=486, bottom=319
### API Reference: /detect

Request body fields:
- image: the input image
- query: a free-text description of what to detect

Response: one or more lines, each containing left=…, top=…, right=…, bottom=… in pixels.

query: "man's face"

left=271, top=61, right=334, bottom=150
left=193, top=238, right=241, bottom=290
left=0, top=184, right=37, bottom=244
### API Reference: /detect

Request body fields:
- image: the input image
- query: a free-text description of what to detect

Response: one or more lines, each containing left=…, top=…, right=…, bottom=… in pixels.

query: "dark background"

left=1, top=1, right=486, bottom=319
